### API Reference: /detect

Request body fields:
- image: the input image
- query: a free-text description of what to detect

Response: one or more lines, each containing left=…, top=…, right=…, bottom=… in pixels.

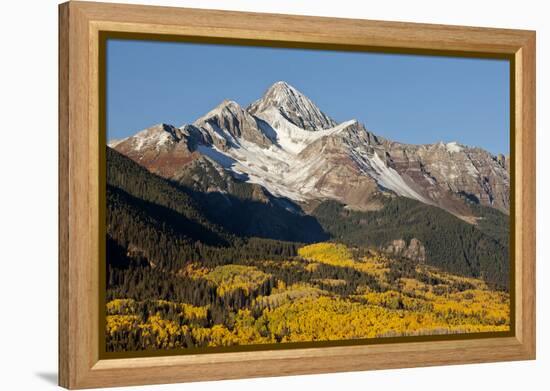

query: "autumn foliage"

left=106, top=242, right=509, bottom=351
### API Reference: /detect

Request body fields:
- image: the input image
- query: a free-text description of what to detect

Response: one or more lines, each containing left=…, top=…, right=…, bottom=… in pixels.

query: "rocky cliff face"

left=109, top=81, right=509, bottom=220
left=379, top=141, right=510, bottom=214
left=385, top=238, right=426, bottom=263
left=194, top=100, right=275, bottom=150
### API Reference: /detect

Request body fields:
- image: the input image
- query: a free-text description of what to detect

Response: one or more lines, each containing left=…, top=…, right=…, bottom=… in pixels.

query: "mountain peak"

left=248, top=81, right=337, bottom=131
left=194, top=99, right=245, bottom=125
left=109, top=123, right=182, bottom=153
left=212, top=99, right=243, bottom=113
left=219, top=99, right=241, bottom=108
left=445, top=141, right=464, bottom=153
left=135, top=123, right=180, bottom=138
left=194, top=98, right=274, bottom=150
left=269, top=80, right=296, bottom=92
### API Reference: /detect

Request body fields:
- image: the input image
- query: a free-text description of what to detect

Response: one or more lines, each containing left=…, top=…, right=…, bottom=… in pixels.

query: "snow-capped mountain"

left=248, top=81, right=337, bottom=131
left=109, top=81, right=509, bottom=219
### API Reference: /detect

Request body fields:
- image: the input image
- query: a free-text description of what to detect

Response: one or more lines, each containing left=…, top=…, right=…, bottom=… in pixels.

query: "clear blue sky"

left=107, top=39, right=510, bottom=154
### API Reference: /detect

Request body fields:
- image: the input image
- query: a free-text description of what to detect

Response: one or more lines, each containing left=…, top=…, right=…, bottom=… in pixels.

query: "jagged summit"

left=194, top=98, right=274, bottom=149
left=195, top=99, right=244, bottom=122
left=445, top=141, right=464, bottom=153
left=108, top=123, right=182, bottom=151
left=138, top=123, right=179, bottom=135
left=248, top=81, right=337, bottom=131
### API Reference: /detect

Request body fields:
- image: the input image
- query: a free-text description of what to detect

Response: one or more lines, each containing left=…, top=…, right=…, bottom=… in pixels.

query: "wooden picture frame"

left=59, top=1, right=536, bottom=389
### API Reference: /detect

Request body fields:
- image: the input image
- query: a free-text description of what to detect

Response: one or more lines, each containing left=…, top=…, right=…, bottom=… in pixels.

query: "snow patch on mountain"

left=446, top=142, right=463, bottom=153
left=194, top=127, right=342, bottom=202
left=346, top=145, right=429, bottom=203
left=113, top=124, right=179, bottom=152
left=256, top=108, right=357, bottom=154
left=196, top=144, right=238, bottom=168
left=192, top=115, right=428, bottom=205
left=107, top=138, right=124, bottom=148
left=369, top=153, right=430, bottom=203
left=155, top=131, right=173, bottom=149
left=179, top=98, right=430, bottom=205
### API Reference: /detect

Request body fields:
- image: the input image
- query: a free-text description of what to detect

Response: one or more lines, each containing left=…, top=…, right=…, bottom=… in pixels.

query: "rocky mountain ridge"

left=109, top=81, right=509, bottom=219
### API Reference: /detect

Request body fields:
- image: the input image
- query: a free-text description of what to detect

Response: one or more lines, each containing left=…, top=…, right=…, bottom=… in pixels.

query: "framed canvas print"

left=58, top=1, right=536, bottom=389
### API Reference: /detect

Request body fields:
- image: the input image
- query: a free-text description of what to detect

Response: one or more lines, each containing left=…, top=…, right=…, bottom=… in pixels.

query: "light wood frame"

left=59, top=1, right=536, bottom=389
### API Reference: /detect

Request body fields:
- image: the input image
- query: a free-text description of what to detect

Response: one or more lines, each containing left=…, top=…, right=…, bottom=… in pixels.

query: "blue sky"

left=107, top=39, right=510, bottom=154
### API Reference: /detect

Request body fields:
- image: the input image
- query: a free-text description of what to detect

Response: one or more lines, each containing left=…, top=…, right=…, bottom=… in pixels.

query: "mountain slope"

left=107, top=147, right=327, bottom=247
left=312, top=197, right=509, bottom=289
left=171, top=154, right=329, bottom=243
left=107, top=144, right=509, bottom=289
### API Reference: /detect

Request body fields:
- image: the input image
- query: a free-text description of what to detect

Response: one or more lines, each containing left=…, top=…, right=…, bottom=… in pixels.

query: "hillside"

left=311, top=198, right=509, bottom=289
left=108, top=146, right=307, bottom=268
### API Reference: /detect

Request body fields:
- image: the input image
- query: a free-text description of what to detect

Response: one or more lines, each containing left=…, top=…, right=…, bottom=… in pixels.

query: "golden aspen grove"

left=106, top=242, right=509, bottom=350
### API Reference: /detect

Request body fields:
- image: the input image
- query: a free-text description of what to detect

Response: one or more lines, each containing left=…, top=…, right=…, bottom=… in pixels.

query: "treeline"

left=107, top=184, right=300, bottom=270
left=312, top=198, right=509, bottom=290
left=107, top=147, right=302, bottom=271
left=109, top=146, right=327, bottom=244
left=469, top=203, right=510, bottom=246
left=174, top=155, right=328, bottom=243
left=107, top=147, right=224, bottom=239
